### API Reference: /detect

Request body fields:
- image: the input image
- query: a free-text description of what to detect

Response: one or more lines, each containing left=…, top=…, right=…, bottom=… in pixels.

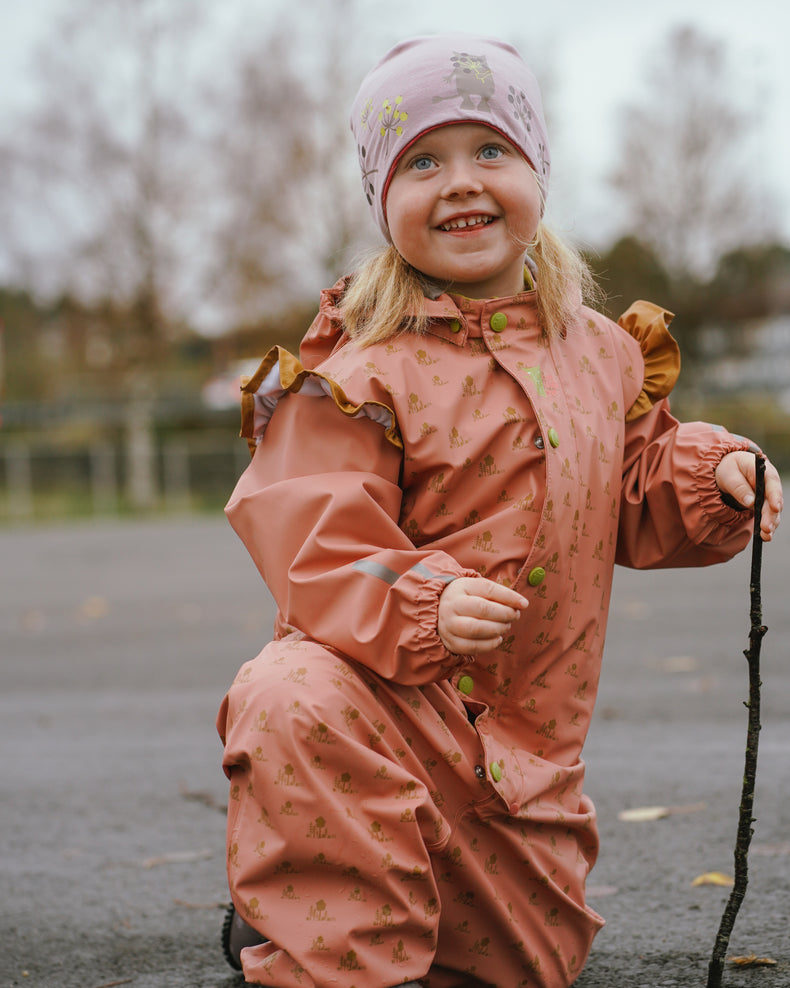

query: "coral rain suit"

left=218, top=281, right=754, bottom=988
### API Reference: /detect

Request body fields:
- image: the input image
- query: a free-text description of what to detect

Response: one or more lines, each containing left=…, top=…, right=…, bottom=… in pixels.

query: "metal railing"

left=0, top=433, right=250, bottom=522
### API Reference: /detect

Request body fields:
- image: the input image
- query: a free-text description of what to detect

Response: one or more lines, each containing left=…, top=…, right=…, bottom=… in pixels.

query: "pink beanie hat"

left=350, top=33, right=550, bottom=240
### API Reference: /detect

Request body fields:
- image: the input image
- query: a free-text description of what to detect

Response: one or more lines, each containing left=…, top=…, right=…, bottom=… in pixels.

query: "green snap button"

left=449, top=318, right=462, bottom=333
left=489, top=312, right=507, bottom=333
left=527, top=566, right=546, bottom=586
left=548, top=427, right=560, bottom=448
left=490, top=761, right=503, bottom=782
left=457, top=675, right=474, bottom=696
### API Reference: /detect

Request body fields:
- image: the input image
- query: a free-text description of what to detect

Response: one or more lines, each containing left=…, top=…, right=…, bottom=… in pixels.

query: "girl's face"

left=385, top=123, right=541, bottom=299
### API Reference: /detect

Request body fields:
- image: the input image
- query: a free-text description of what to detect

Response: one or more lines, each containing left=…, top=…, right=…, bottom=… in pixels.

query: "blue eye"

left=411, top=155, right=434, bottom=171
left=480, top=145, right=504, bottom=160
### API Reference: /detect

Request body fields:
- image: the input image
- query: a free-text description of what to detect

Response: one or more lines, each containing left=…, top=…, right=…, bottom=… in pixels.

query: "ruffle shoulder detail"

left=617, top=300, right=681, bottom=422
left=239, top=345, right=402, bottom=456
left=298, top=276, right=351, bottom=369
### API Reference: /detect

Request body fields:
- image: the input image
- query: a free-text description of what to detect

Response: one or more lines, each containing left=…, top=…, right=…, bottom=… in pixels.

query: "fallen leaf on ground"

left=691, top=871, right=734, bottom=887
left=618, top=806, right=669, bottom=822
left=622, top=600, right=651, bottom=619
left=173, top=898, right=228, bottom=910
left=618, top=802, right=706, bottom=822
left=751, top=841, right=790, bottom=856
left=178, top=783, right=227, bottom=813
left=76, top=595, right=109, bottom=621
left=585, top=885, right=619, bottom=898
left=142, top=848, right=213, bottom=868
left=729, top=954, right=777, bottom=967
left=21, top=609, right=46, bottom=633
left=658, top=654, right=699, bottom=673
left=682, top=676, right=717, bottom=694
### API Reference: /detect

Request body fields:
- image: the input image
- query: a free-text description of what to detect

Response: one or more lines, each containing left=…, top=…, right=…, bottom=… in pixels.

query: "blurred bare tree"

left=0, top=0, right=215, bottom=506
left=0, top=0, right=373, bottom=339
left=199, top=0, right=372, bottom=333
left=609, top=25, right=775, bottom=281
left=0, top=0, right=209, bottom=360
left=0, top=0, right=375, bottom=504
left=196, top=25, right=317, bottom=329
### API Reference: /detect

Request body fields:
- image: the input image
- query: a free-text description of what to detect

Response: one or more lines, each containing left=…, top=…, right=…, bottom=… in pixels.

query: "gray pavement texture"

left=2, top=515, right=789, bottom=988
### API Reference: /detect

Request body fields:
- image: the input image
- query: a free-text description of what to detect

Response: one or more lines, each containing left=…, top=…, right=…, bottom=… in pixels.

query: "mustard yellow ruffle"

left=618, top=300, right=681, bottom=422
left=239, top=345, right=403, bottom=456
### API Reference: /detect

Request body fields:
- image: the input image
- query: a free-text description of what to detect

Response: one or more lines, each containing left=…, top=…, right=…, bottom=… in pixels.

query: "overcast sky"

left=2, top=0, right=788, bottom=249
left=400, top=0, right=790, bottom=244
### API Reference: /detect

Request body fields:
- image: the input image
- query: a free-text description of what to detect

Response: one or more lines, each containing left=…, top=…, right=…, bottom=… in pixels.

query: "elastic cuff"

left=719, top=490, right=747, bottom=512
left=693, top=438, right=756, bottom=527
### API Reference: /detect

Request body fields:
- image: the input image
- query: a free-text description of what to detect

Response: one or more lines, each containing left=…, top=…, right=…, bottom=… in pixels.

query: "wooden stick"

left=706, top=453, right=767, bottom=988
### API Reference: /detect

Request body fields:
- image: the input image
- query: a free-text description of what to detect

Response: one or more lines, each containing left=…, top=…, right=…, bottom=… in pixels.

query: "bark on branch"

left=706, top=452, right=767, bottom=987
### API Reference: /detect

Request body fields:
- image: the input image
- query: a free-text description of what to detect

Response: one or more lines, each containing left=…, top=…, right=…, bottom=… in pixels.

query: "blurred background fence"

left=2, top=390, right=788, bottom=526
left=2, top=1, right=790, bottom=526
left=0, top=431, right=247, bottom=522
left=0, top=400, right=249, bottom=523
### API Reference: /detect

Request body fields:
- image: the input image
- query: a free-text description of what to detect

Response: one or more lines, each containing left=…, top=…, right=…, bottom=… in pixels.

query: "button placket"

left=489, top=311, right=507, bottom=333
left=457, top=674, right=474, bottom=696
left=527, top=566, right=546, bottom=586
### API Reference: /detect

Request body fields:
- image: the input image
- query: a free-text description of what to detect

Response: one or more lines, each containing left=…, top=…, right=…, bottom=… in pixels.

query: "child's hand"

left=715, top=451, right=783, bottom=542
left=438, top=577, right=528, bottom=655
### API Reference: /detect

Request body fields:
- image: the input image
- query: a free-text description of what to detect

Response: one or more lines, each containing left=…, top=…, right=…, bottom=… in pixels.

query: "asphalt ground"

left=1, top=514, right=788, bottom=988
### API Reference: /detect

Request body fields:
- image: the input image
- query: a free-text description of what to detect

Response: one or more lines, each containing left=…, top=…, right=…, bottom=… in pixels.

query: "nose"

left=441, top=160, right=483, bottom=199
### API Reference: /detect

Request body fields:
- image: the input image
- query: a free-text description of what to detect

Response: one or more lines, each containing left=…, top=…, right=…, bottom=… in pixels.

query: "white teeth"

left=440, top=215, right=493, bottom=231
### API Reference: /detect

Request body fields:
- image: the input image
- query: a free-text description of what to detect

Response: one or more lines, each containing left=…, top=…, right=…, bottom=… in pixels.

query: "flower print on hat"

left=350, top=33, right=550, bottom=240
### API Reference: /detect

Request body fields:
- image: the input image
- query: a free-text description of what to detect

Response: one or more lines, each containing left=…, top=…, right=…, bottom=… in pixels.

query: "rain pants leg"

left=218, top=636, right=602, bottom=987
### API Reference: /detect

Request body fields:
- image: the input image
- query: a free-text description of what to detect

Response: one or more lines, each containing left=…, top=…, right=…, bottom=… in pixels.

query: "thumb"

left=716, top=452, right=757, bottom=509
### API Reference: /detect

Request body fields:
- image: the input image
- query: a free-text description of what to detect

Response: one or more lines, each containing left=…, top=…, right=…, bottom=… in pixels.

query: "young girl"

left=217, top=33, right=782, bottom=988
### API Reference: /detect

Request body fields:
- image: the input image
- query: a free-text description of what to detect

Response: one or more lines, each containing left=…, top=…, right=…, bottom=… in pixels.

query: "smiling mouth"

left=438, top=214, right=495, bottom=232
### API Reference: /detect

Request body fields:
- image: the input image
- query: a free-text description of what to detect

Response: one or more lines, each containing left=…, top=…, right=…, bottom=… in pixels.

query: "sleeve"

left=226, top=351, right=478, bottom=685
left=616, top=401, right=756, bottom=568
left=614, top=301, right=757, bottom=569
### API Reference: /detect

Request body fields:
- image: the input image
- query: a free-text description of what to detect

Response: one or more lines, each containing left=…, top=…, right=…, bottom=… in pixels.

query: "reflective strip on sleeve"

left=352, top=559, right=456, bottom=586
left=411, top=562, right=456, bottom=584
left=352, top=560, right=401, bottom=585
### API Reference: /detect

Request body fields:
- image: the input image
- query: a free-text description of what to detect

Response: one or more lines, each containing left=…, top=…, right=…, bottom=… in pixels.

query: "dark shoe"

left=221, top=901, right=267, bottom=970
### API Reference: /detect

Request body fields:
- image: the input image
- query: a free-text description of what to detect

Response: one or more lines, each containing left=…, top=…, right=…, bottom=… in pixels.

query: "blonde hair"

left=338, top=221, right=601, bottom=346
